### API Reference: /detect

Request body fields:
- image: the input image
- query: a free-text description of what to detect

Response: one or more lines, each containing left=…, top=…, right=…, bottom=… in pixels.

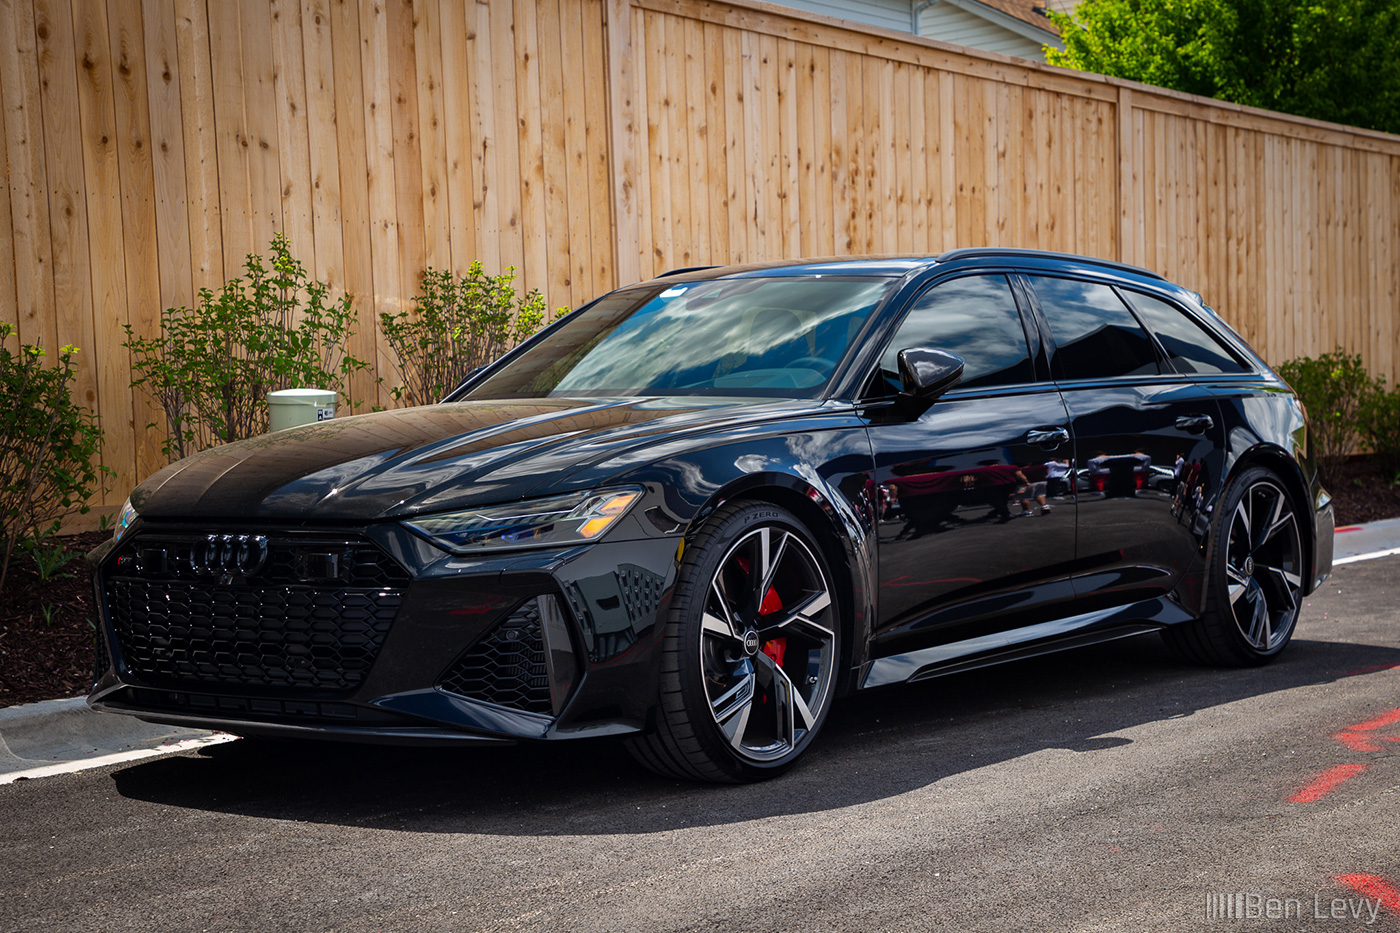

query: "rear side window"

left=1028, top=276, right=1160, bottom=380
left=874, top=274, right=1034, bottom=393
left=1122, top=290, right=1248, bottom=375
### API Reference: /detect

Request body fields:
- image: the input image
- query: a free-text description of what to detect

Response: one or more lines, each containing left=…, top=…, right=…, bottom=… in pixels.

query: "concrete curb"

left=0, top=695, right=213, bottom=779
left=1333, top=516, right=1400, bottom=562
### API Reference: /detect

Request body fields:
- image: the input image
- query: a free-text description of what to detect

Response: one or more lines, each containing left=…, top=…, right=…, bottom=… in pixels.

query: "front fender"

left=564, top=412, right=880, bottom=693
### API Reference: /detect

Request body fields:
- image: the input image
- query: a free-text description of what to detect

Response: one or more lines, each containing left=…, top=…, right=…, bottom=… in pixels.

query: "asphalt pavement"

left=2, top=525, right=1399, bottom=931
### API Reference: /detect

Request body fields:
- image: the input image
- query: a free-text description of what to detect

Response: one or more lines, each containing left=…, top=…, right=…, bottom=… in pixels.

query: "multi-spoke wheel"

left=1163, top=466, right=1305, bottom=666
left=625, top=501, right=841, bottom=782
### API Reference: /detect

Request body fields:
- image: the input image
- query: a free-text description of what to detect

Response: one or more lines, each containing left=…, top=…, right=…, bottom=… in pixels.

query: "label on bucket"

left=316, top=407, right=335, bottom=422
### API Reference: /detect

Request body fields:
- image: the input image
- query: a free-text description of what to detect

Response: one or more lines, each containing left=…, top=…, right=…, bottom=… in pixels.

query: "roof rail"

left=656, top=265, right=719, bottom=278
left=934, top=247, right=1166, bottom=281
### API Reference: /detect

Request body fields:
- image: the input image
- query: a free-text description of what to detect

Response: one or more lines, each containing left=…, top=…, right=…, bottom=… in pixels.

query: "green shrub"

left=125, top=234, right=369, bottom=461
left=0, top=325, right=107, bottom=590
left=380, top=263, right=556, bottom=408
left=1358, top=383, right=1400, bottom=479
left=1276, top=348, right=1379, bottom=481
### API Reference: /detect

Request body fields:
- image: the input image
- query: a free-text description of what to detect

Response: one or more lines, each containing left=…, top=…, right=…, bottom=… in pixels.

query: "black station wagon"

left=90, top=249, right=1334, bottom=782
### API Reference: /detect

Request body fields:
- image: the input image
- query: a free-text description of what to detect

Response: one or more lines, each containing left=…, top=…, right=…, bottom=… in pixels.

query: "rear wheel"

left=626, top=501, right=840, bottom=783
left=1163, top=465, right=1305, bottom=666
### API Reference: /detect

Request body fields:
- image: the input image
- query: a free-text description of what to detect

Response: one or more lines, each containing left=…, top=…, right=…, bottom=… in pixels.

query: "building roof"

left=959, top=0, right=1060, bottom=37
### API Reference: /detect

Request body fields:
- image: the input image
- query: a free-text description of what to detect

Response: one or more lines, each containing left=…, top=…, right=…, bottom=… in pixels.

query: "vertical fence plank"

left=387, top=0, right=425, bottom=335
left=107, top=0, right=166, bottom=481
left=415, top=0, right=449, bottom=272
left=270, top=0, right=314, bottom=267
left=604, top=0, right=637, bottom=287
left=0, top=22, right=17, bottom=336
left=300, top=0, right=346, bottom=294
left=582, top=0, right=612, bottom=297
left=71, top=0, right=136, bottom=499
left=703, top=19, right=729, bottom=264
left=357, top=0, right=399, bottom=406
left=682, top=20, right=710, bottom=263
left=33, top=0, right=98, bottom=419
left=239, top=1, right=283, bottom=251
left=141, top=0, right=192, bottom=313
left=329, top=0, right=376, bottom=409
left=173, top=0, right=221, bottom=292
left=438, top=0, right=474, bottom=277
left=0, top=0, right=56, bottom=352
left=536, top=0, right=572, bottom=301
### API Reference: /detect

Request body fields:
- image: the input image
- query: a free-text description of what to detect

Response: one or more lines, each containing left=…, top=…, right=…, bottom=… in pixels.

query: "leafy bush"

left=0, top=325, right=107, bottom=590
left=125, top=234, right=368, bottom=461
left=1358, top=383, right=1400, bottom=479
left=380, top=263, right=556, bottom=408
left=1276, top=348, right=1379, bottom=481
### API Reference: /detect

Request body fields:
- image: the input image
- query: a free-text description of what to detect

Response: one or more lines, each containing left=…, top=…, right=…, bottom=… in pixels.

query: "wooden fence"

left=2, top=0, right=1398, bottom=520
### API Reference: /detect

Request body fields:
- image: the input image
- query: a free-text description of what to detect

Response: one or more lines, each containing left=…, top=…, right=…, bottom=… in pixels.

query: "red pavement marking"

left=1336, top=874, right=1400, bottom=915
left=1335, top=731, right=1383, bottom=752
left=1289, top=764, right=1370, bottom=803
left=1347, top=708, right=1400, bottom=732
left=1340, top=662, right=1400, bottom=677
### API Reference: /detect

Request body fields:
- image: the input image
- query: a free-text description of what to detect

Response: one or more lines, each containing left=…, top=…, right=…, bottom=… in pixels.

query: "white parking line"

left=1333, top=547, right=1400, bottom=566
left=0, top=734, right=238, bottom=786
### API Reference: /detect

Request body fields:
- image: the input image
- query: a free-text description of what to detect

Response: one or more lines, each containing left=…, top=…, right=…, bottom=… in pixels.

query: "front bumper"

left=88, top=519, right=681, bottom=744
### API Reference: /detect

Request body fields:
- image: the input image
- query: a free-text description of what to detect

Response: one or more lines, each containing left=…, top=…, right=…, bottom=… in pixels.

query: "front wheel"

left=1163, top=465, right=1305, bottom=666
left=625, top=501, right=841, bottom=783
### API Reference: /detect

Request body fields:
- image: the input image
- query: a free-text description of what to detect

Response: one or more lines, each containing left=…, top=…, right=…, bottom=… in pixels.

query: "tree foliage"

left=0, top=325, right=108, bottom=590
left=380, top=263, right=554, bottom=408
left=125, top=234, right=368, bottom=461
left=1047, top=0, right=1400, bottom=134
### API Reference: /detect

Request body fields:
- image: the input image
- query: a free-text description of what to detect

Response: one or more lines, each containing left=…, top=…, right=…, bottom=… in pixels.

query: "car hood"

left=129, top=397, right=825, bottom=522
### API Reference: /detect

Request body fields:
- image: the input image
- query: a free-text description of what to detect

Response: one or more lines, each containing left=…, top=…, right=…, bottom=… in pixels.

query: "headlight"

left=402, top=487, right=644, bottom=553
left=113, top=497, right=138, bottom=542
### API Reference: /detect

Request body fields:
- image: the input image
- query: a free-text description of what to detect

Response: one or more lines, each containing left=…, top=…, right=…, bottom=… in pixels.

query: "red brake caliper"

left=760, top=586, right=787, bottom=667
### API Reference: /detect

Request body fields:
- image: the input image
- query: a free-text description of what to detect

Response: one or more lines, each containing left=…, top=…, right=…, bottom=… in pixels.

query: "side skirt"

left=860, top=597, right=1195, bottom=689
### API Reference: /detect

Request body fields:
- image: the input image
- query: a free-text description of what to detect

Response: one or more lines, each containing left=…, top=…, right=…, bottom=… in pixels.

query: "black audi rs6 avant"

left=89, top=249, right=1334, bottom=782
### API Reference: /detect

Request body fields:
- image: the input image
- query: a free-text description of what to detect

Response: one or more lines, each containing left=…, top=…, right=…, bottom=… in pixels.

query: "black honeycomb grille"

left=616, top=563, right=665, bottom=621
left=438, top=598, right=551, bottom=714
left=105, top=537, right=407, bottom=693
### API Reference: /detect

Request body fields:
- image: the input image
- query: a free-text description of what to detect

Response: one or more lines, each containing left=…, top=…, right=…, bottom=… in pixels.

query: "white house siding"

left=918, top=2, right=1054, bottom=61
left=768, top=0, right=915, bottom=34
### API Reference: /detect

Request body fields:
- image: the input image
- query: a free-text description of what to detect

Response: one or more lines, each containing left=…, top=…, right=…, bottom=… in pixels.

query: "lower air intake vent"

left=438, top=598, right=552, bottom=714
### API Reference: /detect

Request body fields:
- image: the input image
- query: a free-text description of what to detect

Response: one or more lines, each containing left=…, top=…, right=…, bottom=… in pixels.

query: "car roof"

left=644, top=248, right=1169, bottom=286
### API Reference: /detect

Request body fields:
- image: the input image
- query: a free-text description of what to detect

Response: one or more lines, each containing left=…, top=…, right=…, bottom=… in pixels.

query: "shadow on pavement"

left=108, top=633, right=1400, bottom=835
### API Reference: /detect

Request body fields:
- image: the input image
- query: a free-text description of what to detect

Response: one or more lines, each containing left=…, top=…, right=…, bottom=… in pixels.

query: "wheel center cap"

left=1243, top=555, right=1255, bottom=576
left=743, top=629, right=761, bottom=657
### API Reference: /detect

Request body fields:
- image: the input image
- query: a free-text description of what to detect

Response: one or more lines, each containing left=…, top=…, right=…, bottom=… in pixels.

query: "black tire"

left=624, top=501, right=841, bottom=783
left=1162, top=465, right=1305, bottom=666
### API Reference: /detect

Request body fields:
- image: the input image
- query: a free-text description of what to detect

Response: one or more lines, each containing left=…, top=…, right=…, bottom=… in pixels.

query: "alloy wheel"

left=1225, top=479, right=1303, bottom=652
left=699, top=525, right=836, bottom=763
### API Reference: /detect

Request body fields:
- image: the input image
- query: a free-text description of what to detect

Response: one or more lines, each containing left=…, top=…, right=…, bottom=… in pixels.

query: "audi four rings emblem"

left=189, top=534, right=269, bottom=576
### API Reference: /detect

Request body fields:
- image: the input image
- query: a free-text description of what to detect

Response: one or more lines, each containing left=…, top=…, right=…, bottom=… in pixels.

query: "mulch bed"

left=3, top=461, right=1398, bottom=709
left=0, top=531, right=109, bottom=709
left=1326, top=457, right=1400, bottom=526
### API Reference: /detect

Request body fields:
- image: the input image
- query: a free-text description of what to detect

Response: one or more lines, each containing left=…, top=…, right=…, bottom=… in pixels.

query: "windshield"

left=463, top=275, right=894, bottom=399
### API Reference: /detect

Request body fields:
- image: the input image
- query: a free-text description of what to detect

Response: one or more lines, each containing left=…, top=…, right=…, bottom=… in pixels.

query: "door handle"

left=1027, top=427, right=1070, bottom=448
left=1175, top=414, right=1214, bottom=434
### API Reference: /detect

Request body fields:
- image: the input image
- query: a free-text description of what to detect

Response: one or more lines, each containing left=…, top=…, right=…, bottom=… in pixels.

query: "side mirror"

left=896, top=348, right=964, bottom=414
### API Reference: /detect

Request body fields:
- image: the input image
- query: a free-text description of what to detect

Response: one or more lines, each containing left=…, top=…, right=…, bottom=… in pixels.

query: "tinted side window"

left=1122, top=290, right=1247, bottom=375
left=875, top=274, right=1034, bottom=393
left=1028, top=275, right=1160, bottom=380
